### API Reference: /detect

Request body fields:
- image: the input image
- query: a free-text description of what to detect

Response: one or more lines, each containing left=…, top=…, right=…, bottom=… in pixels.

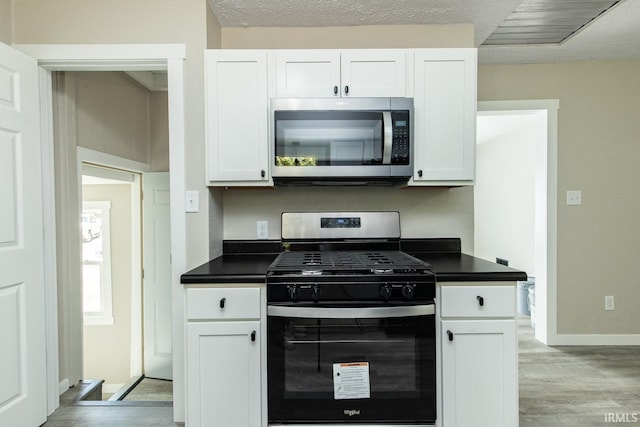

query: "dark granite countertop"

left=180, top=238, right=528, bottom=284
left=180, top=253, right=279, bottom=284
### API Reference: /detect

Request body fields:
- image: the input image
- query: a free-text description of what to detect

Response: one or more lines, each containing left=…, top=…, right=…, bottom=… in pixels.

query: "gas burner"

left=269, top=250, right=432, bottom=274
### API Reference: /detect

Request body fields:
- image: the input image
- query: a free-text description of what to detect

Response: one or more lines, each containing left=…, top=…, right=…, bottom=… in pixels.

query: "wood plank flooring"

left=41, top=404, right=182, bottom=427
left=518, top=317, right=640, bottom=426
left=122, top=378, right=173, bottom=401
left=43, top=319, right=640, bottom=426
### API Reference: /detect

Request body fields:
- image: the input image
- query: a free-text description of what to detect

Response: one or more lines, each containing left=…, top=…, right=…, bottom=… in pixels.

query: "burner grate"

left=269, top=250, right=430, bottom=273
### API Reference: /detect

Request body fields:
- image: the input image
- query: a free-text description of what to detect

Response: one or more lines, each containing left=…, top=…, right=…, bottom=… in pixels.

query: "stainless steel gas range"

left=266, top=212, right=437, bottom=426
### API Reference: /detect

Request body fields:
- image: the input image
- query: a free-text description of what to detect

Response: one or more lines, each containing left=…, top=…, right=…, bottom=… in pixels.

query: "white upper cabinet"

left=205, top=50, right=271, bottom=186
left=410, top=49, right=477, bottom=185
left=274, top=49, right=407, bottom=98
left=340, top=50, right=407, bottom=97
left=274, top=50, right=341, bottom=98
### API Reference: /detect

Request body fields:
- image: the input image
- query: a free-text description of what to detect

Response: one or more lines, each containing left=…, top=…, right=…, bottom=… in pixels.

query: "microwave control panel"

left=391, top=111, right=410, bottom=165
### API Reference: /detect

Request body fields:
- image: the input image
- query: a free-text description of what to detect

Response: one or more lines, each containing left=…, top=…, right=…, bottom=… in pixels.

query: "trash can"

left=528, top=284, right=536, bottom=327
left=517, top=278, right=534, bottom=316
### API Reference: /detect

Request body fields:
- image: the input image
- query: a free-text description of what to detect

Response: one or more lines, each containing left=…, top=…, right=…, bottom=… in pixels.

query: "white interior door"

left=143, top=172, right=172, bottom=379
left=0, top=43, right=48, bottom=426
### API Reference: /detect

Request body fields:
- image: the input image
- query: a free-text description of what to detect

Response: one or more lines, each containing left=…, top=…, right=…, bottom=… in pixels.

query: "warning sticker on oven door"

left=333, top=362, right=371, bottom=400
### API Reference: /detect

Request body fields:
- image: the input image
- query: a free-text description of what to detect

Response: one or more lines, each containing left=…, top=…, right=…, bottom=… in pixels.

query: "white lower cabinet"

left=439, top=284, right=518, bottom=427
left=185, top=286, right=265, bottom=427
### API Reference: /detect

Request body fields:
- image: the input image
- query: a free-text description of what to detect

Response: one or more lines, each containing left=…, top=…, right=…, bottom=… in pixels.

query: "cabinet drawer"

left=440, top=286, right=515, bottom=318
left=187, top=287, right=261, bottom=320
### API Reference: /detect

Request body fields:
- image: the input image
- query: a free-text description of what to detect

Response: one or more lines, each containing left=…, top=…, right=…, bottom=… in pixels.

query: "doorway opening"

left=475, top=100, right=559, bottom=345
left=81, top=163, right=145, bottom=399
left=51, top=69, right=174, bottom=403
left=78, top=164, right=173, bottom=403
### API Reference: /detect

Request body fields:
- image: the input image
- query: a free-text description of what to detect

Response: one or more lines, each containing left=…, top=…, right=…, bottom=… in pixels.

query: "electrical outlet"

left=567, top=190, right=582, bottom=205
left=257, top=221, right=268, bottom=240
left=605, top=295, right=615, bottom=311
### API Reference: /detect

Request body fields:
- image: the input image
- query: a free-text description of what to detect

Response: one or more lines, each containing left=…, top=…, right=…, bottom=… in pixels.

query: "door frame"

left=478, top=99, right=559, bottom=345
left=13, top=44, right=187, bottom=420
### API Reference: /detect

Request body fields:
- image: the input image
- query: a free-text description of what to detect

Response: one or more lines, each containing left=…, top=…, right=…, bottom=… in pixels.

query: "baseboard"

left=552, top=334, right=640, bottom=345
left=58, top=378, right=70, bottom=396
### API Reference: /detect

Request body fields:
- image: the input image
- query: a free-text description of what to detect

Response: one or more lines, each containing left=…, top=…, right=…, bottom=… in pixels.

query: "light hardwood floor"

left=43, top=319, right=640, bottom=426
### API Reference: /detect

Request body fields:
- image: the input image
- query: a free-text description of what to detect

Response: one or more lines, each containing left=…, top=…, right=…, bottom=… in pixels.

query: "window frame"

left=82, top=200, right=114, bottom=326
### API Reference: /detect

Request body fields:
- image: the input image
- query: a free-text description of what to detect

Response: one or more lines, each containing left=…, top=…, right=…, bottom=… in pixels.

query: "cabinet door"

left=205, top=50, right=270, bottom=185
left=274, top=51, right=340, bottom=97
left=440, top=319, right=518, bottom=427
left=340, top=50, right=407, bottom=97
left=187, top=321, right=261, bottom=427
left=412, top=49, right=477, bottom=185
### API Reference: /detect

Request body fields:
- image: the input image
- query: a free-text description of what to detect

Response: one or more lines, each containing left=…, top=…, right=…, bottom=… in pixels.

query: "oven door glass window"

left=274, top=111, right=384, bottom=167
left=267, top=305, right=436, bottom=424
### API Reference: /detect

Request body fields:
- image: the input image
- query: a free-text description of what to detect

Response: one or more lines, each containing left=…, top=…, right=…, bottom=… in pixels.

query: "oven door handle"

left=267, top=304, right=434, bottom=319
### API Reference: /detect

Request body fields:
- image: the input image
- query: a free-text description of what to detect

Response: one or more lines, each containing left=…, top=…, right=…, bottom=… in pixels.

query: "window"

left=82, top=201, right=113, bottom=325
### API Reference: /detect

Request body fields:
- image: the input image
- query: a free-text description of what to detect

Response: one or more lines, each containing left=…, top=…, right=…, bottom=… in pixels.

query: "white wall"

left=0, top=0, right=10, bottom=44
left=474, top=113, right=539, bottom=276
left=223, top=186, right=474, bottom=253
left=479, top=60, right=640, bottom=335
left=149, top=91, right=170, bottom=172
left=75, top=72, right=151, bottom=164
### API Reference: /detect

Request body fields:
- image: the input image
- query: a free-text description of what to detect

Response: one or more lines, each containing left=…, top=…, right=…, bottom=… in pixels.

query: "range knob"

left=288, top=285, right=299, bottom=301
left=402, top=284, right=415, bottom=300
left=312, top=284, right=320, bottom=301
left=380, top=284, right=392, bottom=301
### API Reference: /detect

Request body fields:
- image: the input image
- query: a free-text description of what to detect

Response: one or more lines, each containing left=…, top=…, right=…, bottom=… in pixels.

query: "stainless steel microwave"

left=270, top=97, right=413, bottom=185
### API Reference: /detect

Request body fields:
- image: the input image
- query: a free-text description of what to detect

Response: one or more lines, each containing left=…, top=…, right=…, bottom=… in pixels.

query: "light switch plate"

left=185, top=191, right=199, bottom=213
left=566, top=190, right=582, bottom=205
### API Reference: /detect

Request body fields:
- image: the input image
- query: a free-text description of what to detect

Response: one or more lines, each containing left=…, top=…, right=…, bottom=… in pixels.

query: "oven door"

left=267, top=302, right=436, bottom=425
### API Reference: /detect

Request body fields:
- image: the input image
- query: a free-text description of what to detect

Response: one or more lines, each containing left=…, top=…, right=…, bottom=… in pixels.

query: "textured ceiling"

left=207, top=0, right=640, bottom=64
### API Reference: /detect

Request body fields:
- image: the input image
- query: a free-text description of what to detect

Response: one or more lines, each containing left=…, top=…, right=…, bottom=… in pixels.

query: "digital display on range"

left=321, top=217, right=361, bottom=228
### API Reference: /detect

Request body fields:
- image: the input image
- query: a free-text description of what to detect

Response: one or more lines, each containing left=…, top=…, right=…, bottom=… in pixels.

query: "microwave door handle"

left=382, top=111, right=393, bottom=164
left=267, top=304, right=434, bottom=319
